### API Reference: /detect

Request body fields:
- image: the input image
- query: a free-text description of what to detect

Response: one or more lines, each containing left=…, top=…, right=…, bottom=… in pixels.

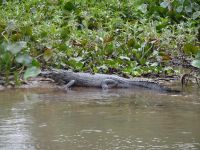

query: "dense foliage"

left=0, top=0, right=199, bottom=84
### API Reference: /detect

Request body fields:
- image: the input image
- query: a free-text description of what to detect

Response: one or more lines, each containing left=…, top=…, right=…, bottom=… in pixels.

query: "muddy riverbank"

left=0, top=76, right=181, bottom=92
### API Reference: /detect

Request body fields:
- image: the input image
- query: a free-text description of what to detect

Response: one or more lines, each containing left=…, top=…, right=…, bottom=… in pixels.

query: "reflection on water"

left=0, top=87, right=200, bottom=150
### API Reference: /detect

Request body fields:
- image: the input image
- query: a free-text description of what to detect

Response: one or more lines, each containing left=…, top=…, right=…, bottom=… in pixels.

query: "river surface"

left=0, top=87, right=200, bottom=150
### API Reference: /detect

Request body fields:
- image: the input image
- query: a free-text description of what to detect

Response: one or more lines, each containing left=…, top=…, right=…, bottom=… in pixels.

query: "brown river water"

left=0, top=87, right=200, bottom=150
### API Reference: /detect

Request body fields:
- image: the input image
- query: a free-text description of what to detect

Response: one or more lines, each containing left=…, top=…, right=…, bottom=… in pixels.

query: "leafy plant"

left=191, top=51, right=200, bottom=69
left=0, top=0, right=199, bottom=85
left=0, top=41, right=41, bottom=84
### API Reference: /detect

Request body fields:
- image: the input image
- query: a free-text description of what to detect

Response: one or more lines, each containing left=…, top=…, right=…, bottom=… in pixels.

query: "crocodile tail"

left=131, top=80, right=181, bottom=93
left=161, top=86, right=181, bottom=93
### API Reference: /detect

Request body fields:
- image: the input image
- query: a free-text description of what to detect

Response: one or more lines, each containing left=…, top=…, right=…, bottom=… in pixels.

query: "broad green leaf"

left=105, top=59, right=116, bottom=66
left=178, top=0, right=185, bottom=4
left=151, top=62, right=158, bottom=67
left=63, top=1, right=75, bottom=11
left=160, top=1, right=169, bottom=8
left=24, top=67, right=41, bottom=80
left=119, top=56, right=130, bottom=61
left=192, top=3, right=200, bottom=11
left=138, top=4, right=147, bottom=13
left=6, top=20, right=15, bottom=31
left=104, top=43, right=114, bottom=55
left=98, top=65, right=108, bottom=70
left=176, top=6, right=183, bottom=13
left=32, top=59, right=40, bottom=67
left=22, top=26, right=32, bottom=36
left=6, top=41, right=27, bottom=55
left=127, top=38, right=135, bottom=48
left=68, top=58, right=83, bottom=70
left=192, top=11, right=200, bottom=20
left=191, top=59, right=200, bottom=69
left=122, top=66, right=133, bottom=74
left=183, top=44, right=199, bottom=55
left=16, top=54, right=32, bottom=66
left=185, top=6, right=192, bottom=13
left=195, top=52, right=200, bottom=59
left=60, top=26, right=70, bottom=39
left=43, top=49, right=53, bottom=61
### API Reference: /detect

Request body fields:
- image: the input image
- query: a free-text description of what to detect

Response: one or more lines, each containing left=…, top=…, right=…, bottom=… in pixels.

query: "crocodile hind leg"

left=63, top=80, right=75, bottom=90
left=101, top=79, right=118, bottom=89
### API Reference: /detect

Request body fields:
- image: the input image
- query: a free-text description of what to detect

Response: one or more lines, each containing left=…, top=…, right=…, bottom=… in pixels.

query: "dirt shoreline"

left=0, top=77, right=59, bottom=91
left=0, top=76, right=181, bottom=91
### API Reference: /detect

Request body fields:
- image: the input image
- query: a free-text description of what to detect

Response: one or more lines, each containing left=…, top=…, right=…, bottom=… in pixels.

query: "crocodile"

left=40, top=69, right=180, bottom=92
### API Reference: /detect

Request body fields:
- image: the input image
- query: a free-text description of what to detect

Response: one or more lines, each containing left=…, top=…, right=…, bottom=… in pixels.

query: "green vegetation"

left=0, top=0, right=199, bottom=85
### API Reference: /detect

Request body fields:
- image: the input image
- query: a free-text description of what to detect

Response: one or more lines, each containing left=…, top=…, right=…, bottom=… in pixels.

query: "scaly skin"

left=40, top=69, right=180, bottom=92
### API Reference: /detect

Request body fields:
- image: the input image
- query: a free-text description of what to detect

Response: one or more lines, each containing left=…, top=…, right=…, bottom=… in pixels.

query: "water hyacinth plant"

left=0, top=0, right=199, bottom=85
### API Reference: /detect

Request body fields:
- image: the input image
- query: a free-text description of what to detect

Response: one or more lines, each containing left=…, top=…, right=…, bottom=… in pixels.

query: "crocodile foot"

left=63, top=80, right=75, bottom=90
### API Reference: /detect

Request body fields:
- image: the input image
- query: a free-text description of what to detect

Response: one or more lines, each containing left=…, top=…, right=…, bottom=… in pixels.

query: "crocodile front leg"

left=63, top=80, right=75, bottom=90
left=101, top=79, right=118, bottom=89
